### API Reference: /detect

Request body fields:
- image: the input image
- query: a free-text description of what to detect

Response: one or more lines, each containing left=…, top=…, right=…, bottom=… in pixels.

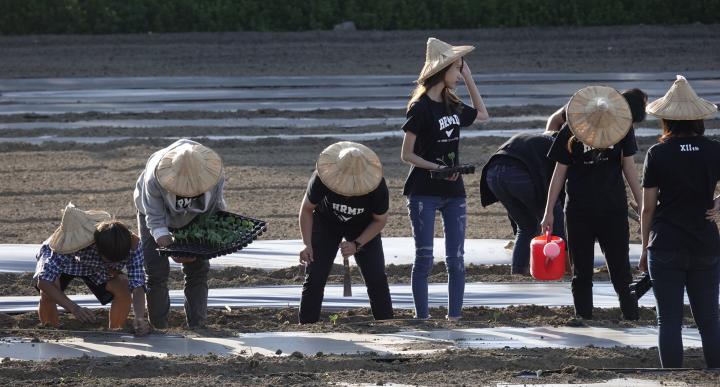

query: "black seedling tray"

left=157, top=211, right=268, bottom=260
left=429, top=164, right=476, bottom=179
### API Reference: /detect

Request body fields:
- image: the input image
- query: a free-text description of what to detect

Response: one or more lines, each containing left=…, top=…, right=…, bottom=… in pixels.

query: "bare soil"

left=2, top=25, right=720, bottom=384
left=1, top=25, right=718, bottom=78
left=0, top=346, right=716, bottom=386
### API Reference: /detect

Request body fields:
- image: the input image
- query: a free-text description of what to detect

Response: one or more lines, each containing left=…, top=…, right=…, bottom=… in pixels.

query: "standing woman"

left=640, top=75, right=720, bottom=368
left=298, top=141, right=393, bottom=323
left=541, top=86, right=645, bottom=321
left=401, top=38, right=489, bottom=320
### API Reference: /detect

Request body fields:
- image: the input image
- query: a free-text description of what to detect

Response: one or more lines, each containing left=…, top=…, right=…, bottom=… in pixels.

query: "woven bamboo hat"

left=48, top=202, right=112, bottom=254
left=316, top=141, right=383, bottom=197
left=155, top=142, right=223, bottom=197
left=646, top=75, right=717, bottom=120
left=417, top=38, right=475, bottom=84
left=566, top=86, right=633, bottom=149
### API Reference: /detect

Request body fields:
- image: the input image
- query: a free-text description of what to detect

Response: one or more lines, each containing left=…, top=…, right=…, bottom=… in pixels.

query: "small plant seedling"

left=329, top=314, right=339, bottom=326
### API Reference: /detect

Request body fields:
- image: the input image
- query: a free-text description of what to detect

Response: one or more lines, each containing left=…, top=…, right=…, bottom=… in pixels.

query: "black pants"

left=299, top=214, right=393, bottom=324
left=565, top=212, right=638, bottom=320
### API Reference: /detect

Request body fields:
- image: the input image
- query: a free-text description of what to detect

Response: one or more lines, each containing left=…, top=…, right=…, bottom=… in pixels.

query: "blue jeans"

left=486, top=163, right=565, bottom=274
left=648, top=250, right=720, bottom=368
left=407, top=195, right=466, bottom=319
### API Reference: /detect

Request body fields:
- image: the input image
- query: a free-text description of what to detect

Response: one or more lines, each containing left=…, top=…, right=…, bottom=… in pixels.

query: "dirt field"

left=2, top=25, right=720, bottom=384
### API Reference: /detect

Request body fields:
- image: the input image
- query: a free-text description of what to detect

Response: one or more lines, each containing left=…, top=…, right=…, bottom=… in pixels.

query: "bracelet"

left=353, top=240, right=363, bottom=251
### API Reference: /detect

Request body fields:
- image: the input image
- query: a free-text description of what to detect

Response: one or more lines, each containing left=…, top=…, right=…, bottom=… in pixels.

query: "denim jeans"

left=407, top=195, right=466, bottom=319
left=648, top=250, right=720, bottom=368
left=486, top=162, right=565, bottom=274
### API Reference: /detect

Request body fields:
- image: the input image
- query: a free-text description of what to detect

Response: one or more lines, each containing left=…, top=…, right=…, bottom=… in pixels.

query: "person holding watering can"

left=640, top=75, right=720, bottom=368
left=298, top=141, right=393, bottom=324
left=541, top=86, right=647, bottom=320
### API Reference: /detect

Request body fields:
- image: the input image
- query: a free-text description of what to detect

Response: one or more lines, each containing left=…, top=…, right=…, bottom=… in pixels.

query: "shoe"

left=446, top=315, right=461, bottom=322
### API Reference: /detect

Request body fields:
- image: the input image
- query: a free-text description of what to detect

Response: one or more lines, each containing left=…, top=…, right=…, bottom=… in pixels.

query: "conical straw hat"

left=316, top=141, right=383, bottom=197
left=155, top=142, right=223, bottom=197
left=646, top=75, right=717, bottom=120
left=417, top=38, right=475, bottom=84
left=566, top=86, right=633, bottom=149
left=48, top=202, right=112, bottom=254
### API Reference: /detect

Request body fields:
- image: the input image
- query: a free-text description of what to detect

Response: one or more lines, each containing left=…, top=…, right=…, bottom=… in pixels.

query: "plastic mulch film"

left=156, top=211, right=267, bottom=260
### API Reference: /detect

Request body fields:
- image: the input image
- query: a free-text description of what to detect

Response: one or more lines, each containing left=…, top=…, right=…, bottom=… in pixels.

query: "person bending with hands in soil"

left=134, top=139, right=226, bottom=329
left=401, top=38, right=489, bottom=321
left=34, top=203, right=148, bottom=334
left=298, top=141, right=393, bottom=324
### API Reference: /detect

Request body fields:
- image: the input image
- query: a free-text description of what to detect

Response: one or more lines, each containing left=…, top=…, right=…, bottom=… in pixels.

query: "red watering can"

left=530, top=231, right=566, bottom=280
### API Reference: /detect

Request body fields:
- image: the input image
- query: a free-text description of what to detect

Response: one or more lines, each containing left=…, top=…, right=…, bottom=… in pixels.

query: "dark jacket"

left=480, top=132, right=557, bottom=210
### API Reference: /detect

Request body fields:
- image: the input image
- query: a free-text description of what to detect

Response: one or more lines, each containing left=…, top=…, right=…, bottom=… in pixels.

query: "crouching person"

left=34, top=203, right=149, bottom=334
left=298, top=141, right=394, bottom=324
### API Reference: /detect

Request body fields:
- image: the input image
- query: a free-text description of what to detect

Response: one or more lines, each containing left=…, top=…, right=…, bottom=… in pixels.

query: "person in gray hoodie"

left=134, top=139, right=226, bottom=328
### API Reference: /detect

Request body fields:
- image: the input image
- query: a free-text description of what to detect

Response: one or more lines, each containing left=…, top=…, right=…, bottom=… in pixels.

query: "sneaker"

left=446, top=315, right=461, bottom=322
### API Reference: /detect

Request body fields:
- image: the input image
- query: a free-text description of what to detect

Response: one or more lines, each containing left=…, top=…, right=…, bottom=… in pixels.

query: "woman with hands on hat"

left=400, top=38, right=489, bottom=321
left=639, top=75, right=720, bottom=368
left=298, top=141, right=393, bottom=324
left=134, top=139, right=226, bottom=329
left=541, top=86, right=647, bottom=321
left=34, top=203, right=149, bottom=334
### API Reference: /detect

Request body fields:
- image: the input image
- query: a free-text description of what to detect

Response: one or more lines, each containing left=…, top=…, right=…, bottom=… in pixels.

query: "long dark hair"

left=407, top=62, right=463, bottom=114
left=659, top=119, right=705, bottom=142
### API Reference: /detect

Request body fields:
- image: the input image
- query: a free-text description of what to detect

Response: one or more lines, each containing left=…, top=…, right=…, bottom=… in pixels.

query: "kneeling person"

left=298, top=141, right=393, bottom=323
left=34, top=203, right=148, bottom=334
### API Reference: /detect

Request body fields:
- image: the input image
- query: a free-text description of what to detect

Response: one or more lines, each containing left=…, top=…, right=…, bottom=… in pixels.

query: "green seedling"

left=329, top=314, right=339, bottom=326
left=171, top=213, right=255, bottom=247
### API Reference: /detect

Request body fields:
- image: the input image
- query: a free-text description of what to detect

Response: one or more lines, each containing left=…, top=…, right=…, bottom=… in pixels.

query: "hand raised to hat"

left=461, top=59, right=472, bottom=78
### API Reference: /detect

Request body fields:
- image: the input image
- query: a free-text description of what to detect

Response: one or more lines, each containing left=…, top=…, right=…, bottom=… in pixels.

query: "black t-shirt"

left=642, top=136, right=720, bottom=256
left=306, top=171, right=389, bottom=231
left=401, top=94, right=477, bottom=197
left=548, top=125, right=637, bottom=215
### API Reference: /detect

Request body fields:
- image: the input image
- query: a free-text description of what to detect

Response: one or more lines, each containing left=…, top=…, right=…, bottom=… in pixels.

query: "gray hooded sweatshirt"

left=134, top=139, right=226, bottom=241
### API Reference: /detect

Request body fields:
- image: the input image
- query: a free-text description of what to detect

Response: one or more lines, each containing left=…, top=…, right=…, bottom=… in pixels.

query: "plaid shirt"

left=34, top=240, right=146, bottom=291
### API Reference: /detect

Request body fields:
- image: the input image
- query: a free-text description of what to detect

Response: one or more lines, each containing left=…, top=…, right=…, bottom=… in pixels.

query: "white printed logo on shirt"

left=680, top=144, right=700, bottom=152
left=331, top=203, right=365, bottom=222
left=438, top=115, right=460, bottom=131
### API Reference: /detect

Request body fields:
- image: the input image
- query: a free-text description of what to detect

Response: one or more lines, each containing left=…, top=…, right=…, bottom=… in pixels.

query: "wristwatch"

left=353, top=240, right=363, bottom=251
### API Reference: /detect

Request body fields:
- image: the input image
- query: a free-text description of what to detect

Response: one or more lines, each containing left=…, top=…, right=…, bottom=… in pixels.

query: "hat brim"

left=418, top=46, right=475, bottom=84
left=566, top=86, right=633, bottom=149
left=646, top=98, right=717, bottom=120
left=155, top=144, right=223, bottom=197
left=316, top=142, right=383, bottom=197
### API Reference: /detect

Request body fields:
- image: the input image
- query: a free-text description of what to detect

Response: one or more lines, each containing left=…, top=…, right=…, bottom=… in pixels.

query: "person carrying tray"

left=401, top=38, right=489, bottom=321
left=298, top=141, right=393, bottom=323
left=33, top=203, right=149, bottom=334
left=134, top=139, right=226, bottom=329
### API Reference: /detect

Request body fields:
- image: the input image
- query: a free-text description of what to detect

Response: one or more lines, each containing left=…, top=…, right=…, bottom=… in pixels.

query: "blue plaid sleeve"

left=126, top=242, right=146, bottom=291
left=35, top=244, right=70, bottom=283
